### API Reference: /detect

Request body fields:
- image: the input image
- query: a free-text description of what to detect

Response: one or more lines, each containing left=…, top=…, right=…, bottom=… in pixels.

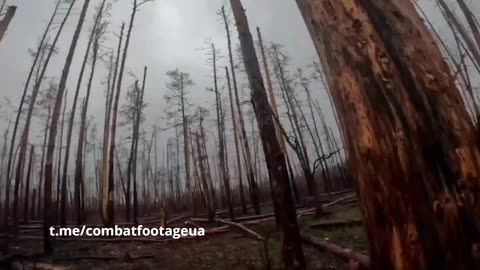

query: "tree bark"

left=296, top=0, right=480, bottom=268
left=257, top=27, right=298, bottom=201
left=230, top=0, right=305, bottom=268
left=44, top=0, right=91, bottom=253
left=221, top=6, right=260, bottom=215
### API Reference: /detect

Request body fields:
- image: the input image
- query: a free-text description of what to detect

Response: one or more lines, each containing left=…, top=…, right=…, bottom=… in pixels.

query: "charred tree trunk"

left=226, top=67, right=247, bottom=213
left=56, top=92, right=68, bottom=221
left=296, top=0, right=480, bottom=268
left=44, top=0, right=90, bottom=253
left=0, top=6, right=16, bottom=44
left=230, top=0, right=305, bottom=268
left=105, top=0, right=145, bottom=225
left=212, top=43, right=235, bottom=221
left=104, top=23, right=124, bottom=223
left=38, top=105, right=51, bottom=220
left=62, top=0, right=103, bottom=227
left=23, top=145, right=34, bottom=224
left=73, top=4, right=104, bottom=225
left=456, top=0, right=480, bottom=53
left=221, top=6, right=260, bottom=215
left=257, top=27, right=299, bottom=202
left=437, top=0, right=480, bottom=68
left=2, top=1, right=59, bottom=232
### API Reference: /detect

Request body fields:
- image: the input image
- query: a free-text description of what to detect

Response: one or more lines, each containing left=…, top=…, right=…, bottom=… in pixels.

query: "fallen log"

left=310, top=219, right=363, bottom=229
left=215, top=219, right=265, bottom=241
left=191, top=212, right=277, bottom=224
left=166, top=214, right=190, bottom=225
left=323, top=194, right=357, bottom=208
left=300, top=232, right=370, bottom=269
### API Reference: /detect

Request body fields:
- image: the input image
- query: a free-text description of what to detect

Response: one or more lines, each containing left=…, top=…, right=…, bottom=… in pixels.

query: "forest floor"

left=3, top=199, right=367, bottom=270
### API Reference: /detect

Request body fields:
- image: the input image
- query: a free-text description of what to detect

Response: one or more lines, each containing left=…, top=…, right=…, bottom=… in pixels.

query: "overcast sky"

left=0, top=0, right=479, bottom=184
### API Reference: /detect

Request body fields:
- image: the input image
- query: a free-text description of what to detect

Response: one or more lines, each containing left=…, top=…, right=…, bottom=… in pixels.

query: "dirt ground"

left=4, top=203, right=367, bottom=270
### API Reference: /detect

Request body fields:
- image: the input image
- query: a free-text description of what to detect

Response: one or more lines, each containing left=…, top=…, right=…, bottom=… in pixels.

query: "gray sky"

left=0, top=0, right=479, bottom=192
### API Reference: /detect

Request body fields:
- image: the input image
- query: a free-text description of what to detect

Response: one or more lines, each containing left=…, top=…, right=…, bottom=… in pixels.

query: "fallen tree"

left=301, top=232, right=370, bottom=269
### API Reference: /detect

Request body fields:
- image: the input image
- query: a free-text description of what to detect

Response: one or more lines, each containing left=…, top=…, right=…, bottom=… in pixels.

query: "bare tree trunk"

left=62, top=0, right=102, bottom=226
left=44, top=0, right=91, bottom=253
left=132, top=68, right=147, bottom=224
left=225, top=67, right=247, bottom=214
left=296, top=0, right=480, bottom=268
left=221, top=6, right=260, bottom=215
left=73, top=2, right=105, bottom=225
left=106, top=0, right=144, bottom=226
left=23, top=145, right=34, bottom=224
left=1, top=1, right=59, bottom=233
left=456, top=0, right=480, bottom=53
left=230, top=0, right=305, bottom=267
left=0, top=6, right=16, bottom=44
left=0, top=0, right=6, bottom=15
left=56, top=92, right=68, bottom=222
left=212, top=43, right=235, bottom=221
left=101, top=26, right=123, bottom=224
left=438, top=0, right=480, bottom=67
left=199, top=115, right=216, bottom=210
left=257, top=27, right=298, bottom=201
left=37, top=105, right=51, bottom=220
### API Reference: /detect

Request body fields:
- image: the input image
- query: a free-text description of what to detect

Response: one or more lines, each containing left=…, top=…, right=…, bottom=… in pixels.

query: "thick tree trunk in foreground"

left=0, top=6, right=16, bottom=44
left=230, top=0, right=305, bottom=268
left=44, top=0, right=90, bottom=253
left=296, top=0, right=480, bottom=269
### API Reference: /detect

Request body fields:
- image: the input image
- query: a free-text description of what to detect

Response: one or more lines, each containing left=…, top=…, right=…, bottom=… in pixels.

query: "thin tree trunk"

left=103, top=23, right=124, bottom=223
left=225, top=67, right=247, bottom=214
left=257, top=27, right=298, bottom=202
left=73, top=2, right=104, bottom=225
left=456, top=0, right=480, bottom=53
left=44, top=0, right=91, bottom=253
left=221, top=6, right=260, bottom=215
left=56, top=91, right=68, bottom=222
left=230, top=0, right=305, bottom=267
left=2, top=1, right=59, bottom=232
left=438, top=0, right=480, bottom=67
left=23, top=145, right=34, bottom=224
left=37, top=105, right=51, bottom=220
left=212, top=43, right=235, bottom=221
left=106, top=0, right=142, bottom=226
left=61, top=0, right=102, bottom=226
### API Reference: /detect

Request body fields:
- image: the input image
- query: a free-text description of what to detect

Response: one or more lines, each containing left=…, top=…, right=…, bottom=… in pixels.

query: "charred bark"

left=230, top=0, right=305, bottom=268
left=296, top=0, right=480, bottom=268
